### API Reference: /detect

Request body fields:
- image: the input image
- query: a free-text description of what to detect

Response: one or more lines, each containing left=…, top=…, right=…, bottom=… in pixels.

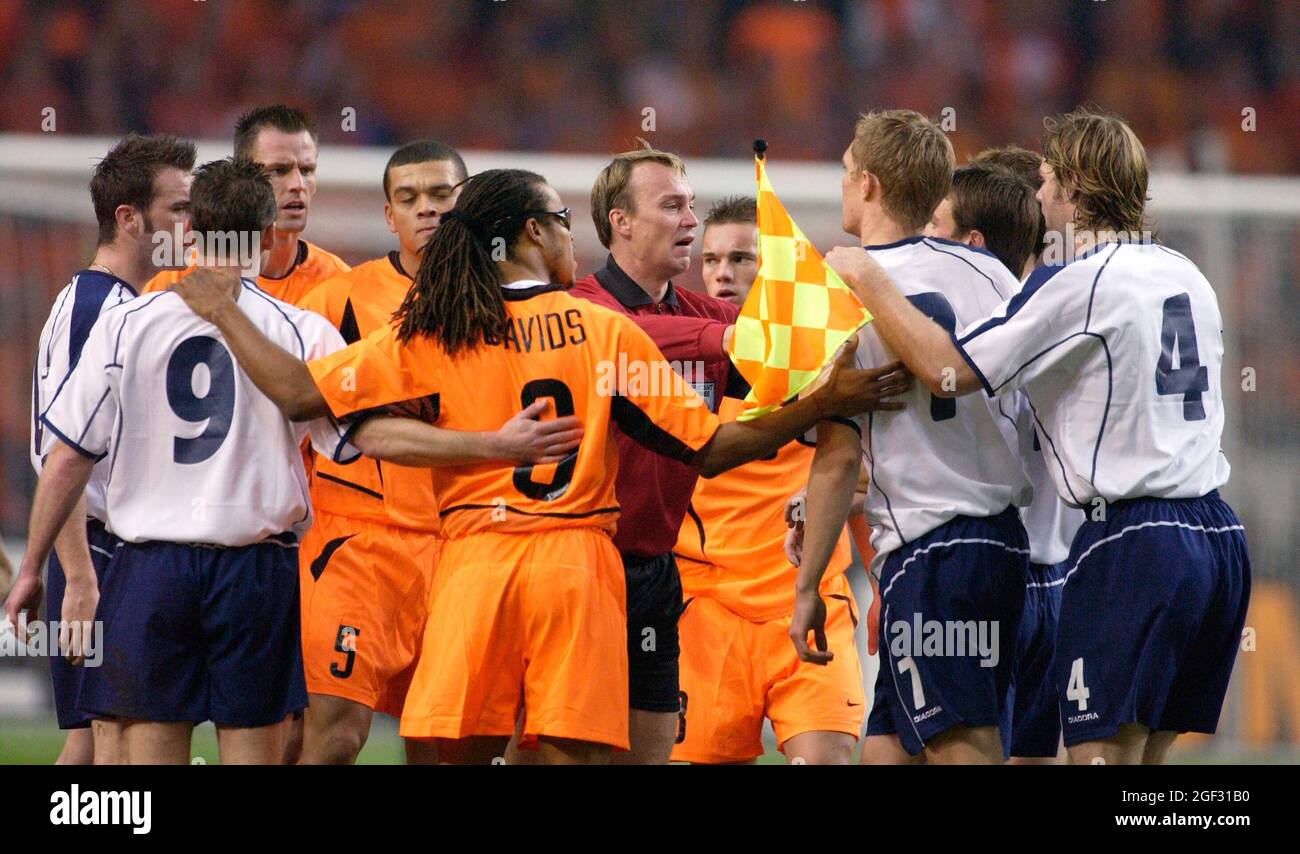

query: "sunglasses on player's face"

left=525, top=207, right=572, bottom=231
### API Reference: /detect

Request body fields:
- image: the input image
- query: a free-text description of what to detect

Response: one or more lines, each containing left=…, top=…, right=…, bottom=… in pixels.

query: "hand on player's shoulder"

left=171, top=266, right=241, bottom=321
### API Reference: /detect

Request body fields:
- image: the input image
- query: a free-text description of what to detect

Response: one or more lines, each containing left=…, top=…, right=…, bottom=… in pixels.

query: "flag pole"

left=752, top=139, right=767, bottom=161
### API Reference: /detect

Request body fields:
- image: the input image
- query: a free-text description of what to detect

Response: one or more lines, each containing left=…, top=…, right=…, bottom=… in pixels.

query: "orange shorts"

left=671, top=573, right=865, bottom=764
left=398, top=527, right=629, bottom=750
left=299, top=508, right=440, bottom=716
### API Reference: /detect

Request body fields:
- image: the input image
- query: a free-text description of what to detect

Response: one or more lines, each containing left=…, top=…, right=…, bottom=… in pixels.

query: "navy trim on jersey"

left=920, top=238, right=1007, bottom=300
left=39, top=415, right=106, bottom=461
left=951, top=331, right=995, bottom=396
left=315, top=470, right=383, bottom=501
left=921, top=235, right=1000, bottom=261
left=109, top=291, right=170, bottom=366
left=501, top=283, right=565, bottom=302
left=1083, top=243, right=1119, bottom=330
left=610, top=395, right=697, bottom=466
left=260, top=239, right=308, bottom=281
left=956, top=262, right=1069, bottom=345
left=68, top=271, right=130, bottom=369
left=862, top=236, right=925, bottom=251
left=386, top=251, right=413, bottom=280
left=1024, top=393, right=1083, bottom=506
left=241, top=280, right=305, bottom=359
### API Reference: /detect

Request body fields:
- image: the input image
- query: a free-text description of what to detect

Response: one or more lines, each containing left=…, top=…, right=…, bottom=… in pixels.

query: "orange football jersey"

left=142, top=240, right=350, bottom=306
left=297, top=252, right=439, bottom=531
left=675, top=396, right=854, bottom=622
left=307, top=281, right=722, bottom=540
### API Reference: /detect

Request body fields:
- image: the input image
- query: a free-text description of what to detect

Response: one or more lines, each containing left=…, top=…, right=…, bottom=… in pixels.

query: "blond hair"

left=849, top=110, right=954, bottom=231
left=1041, top=109, right=1148, bottom=233
left=590, top=139, right=687, bottom=248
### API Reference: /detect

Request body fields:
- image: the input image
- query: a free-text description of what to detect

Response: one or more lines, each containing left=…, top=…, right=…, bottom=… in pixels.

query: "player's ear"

left=382, top=201, right=398, bottom=237
left=860, top=169, right=876, bottom=203
left=115, top=204, right=140, bottom=241
left=966, top=229, right=986, bottom=250
left=609, top=207, right=631, bottom=242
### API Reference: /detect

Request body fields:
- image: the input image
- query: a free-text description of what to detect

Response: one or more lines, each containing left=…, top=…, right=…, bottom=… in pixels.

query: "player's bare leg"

left=612, top=710, right=676, bottom=765
left=404, top=737, right=439, bottom=765
left=91, top=719, right=125, bottom=764
left=782, top=731, right=856, bottom=764
left=1066, top=722, right=1148, bottom=765
left=436, top=736, right=509, bottom=765
left=503, top=713, right=541, bottom=765
left=121, top=720, right=194, bottom=765
left=55, top=729, right=93, bottom=765
left=924, top=725, right=1004, bottom=764
left=536, top=737, right=610, bottom=765
left=859, top=734, right=922, bottom=765
left=282, top=713, right=303, bottom=764
left=1141, top=730, right=1179, bottom=765
left=1009, top=754, right=1060, bottom=765
left=216, top=719, right=292, bottom=764
left=300, top=693, right=372, bottom=764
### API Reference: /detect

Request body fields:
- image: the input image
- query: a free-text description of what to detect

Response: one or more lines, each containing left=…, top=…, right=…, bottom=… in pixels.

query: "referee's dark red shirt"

left=570, top=254, right=747, bottom=558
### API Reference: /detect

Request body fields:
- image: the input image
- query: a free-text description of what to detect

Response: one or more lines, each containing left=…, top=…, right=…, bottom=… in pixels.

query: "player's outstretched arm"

left=349, top=400, right=584, bottom=467
left=691, top=337, right=910, bottom=477
left=172, top=268, right=330, bottom=421
left=789, top=420, right=862, bottom=665
left=5, top=442, right=95, bottom=641
left=825, top=247, right=981, bottom=398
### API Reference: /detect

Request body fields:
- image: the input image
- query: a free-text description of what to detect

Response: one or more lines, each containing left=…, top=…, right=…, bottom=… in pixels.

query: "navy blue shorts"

left=622, top=551, right=683, bottom=713
left=1004, top=561, right=1064, bottom=758
left=1055, top=490, right=1250, bottom=746
left=79, top=536, right=308, bottom=728
left=865, top=507, right=1028, bottom=755
left=46, top=517, right=118, bottom=729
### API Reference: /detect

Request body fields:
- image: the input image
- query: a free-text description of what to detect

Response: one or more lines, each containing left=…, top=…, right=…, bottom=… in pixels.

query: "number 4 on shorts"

left=1067, top=657, right=1090, bottom=711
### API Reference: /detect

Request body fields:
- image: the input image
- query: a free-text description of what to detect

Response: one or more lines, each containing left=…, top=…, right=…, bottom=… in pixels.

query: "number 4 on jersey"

left=1155, top=293, right=1208, bottom=421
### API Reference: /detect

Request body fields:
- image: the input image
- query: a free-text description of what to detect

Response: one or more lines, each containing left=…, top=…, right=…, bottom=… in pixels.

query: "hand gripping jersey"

left=955, top=241, right=1231, bottom=505
left=307, top=280, right=722, bottom=540
left=41, top=280, right=358, bottom=545
left=297, top=253, right=439, bottom=532
left=141, top=240, right=350, bottom=306
left=674, top=396, right=854, bottom=622
left=32, top=270, right=136, bottom=522
left=847, top=237, right=1031, bottom=558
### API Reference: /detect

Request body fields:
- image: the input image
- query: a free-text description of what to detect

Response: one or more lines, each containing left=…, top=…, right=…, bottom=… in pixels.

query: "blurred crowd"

left=0, top=0, right=1294, bottom=173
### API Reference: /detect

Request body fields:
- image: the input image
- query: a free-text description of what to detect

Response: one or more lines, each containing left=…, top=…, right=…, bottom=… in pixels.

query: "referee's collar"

left=594, top=254, right=680, bottom=309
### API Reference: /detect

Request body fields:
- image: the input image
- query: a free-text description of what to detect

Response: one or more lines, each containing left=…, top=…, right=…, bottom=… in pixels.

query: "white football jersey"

left=1003, top=394, right=1085, bottom=566
left=32, top=270, right=136, bottom=522
left=957, top=241, right=1231, bottom=505
left=42, top=279, right=359, bottom=546
left=848, top=237, right=1031, bottom=558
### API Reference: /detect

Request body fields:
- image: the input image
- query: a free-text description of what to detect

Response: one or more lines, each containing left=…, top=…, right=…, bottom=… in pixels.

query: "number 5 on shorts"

left=331, top=624, right=360, bottom=679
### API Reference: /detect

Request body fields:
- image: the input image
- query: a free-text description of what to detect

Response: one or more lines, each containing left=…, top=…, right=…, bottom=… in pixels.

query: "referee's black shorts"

left=621, top=550, right=684, bottom=712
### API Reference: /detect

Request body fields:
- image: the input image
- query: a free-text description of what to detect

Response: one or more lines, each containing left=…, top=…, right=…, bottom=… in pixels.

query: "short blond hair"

left=850, top=110, right=954, bottom=231
left=590, top=140, right=687, bottom=248
left=1041, top=108, right=1148, bottom=233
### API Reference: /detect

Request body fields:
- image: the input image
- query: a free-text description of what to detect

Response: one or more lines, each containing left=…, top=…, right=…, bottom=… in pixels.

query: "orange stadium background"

left=0, top=0, right=1296, bottom=762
